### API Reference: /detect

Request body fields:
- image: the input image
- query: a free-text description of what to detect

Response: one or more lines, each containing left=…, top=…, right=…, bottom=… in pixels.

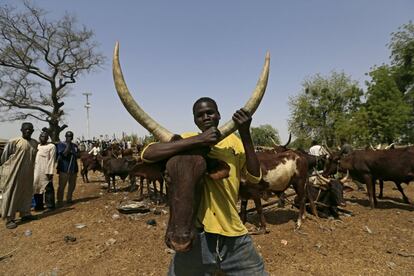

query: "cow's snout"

left=166, top=231, right=194, bottom=252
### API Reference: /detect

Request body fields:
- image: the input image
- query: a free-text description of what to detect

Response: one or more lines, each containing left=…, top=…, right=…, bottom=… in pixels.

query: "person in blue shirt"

left=56, top=131, right=79, bottom=207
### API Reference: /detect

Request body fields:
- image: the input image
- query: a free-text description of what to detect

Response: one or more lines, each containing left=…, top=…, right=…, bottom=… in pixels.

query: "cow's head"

left=315, top=171, right=350, bottom=206
left=112, top=42, right=269, bottom=251
left=164, top=153, right=230, bottom=252
left=323, top=152, right=341, bottom=176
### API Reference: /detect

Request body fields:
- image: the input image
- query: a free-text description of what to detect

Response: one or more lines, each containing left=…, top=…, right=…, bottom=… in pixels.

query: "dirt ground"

left=1, top=170, right=414, bottom=276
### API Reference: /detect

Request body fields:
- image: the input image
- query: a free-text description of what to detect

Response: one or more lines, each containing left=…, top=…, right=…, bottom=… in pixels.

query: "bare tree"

left=0, top=2, right=105, bottom=142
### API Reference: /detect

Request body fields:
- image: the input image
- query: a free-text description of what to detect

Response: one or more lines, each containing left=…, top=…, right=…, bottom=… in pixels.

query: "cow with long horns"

left=113, top=42, right=269, bottom=275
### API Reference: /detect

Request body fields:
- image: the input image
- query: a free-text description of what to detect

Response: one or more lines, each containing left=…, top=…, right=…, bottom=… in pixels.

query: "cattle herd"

left=108, top=43, right=414, bottom=252
left=78, top=140, right=414, bottom=242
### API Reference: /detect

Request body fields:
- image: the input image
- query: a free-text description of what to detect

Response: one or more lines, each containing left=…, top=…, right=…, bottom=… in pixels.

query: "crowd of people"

left=0, top=123, right=80, bottom=229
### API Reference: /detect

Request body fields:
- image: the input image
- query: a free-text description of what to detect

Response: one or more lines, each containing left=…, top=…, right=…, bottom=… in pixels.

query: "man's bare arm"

left=142, top=127, right=220, bottom=162
left=233, top=109, right=260, bottom=177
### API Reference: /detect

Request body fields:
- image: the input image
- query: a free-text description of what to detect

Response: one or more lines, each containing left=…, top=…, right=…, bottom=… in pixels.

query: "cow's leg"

left=305, top=183, right=319, bottom=218
left=253, top=197, right=268, bottom=234
left=372, top=178, right=378, bottom=206
left=395, top=182, right=410, bottom=203
left=240, top=199, right=248, bottom=224
left=129, top=176, right=137, bottom=192
left=105, top=175, right=111, bottom=192
left=363, top=174, right=376, bottom=208
left=378, top=179, right=384, bottom=199
left=112, top=176, right=116, bottom=192
left=153, top=180, right=158, bottom=196
left=159, top=179, right=164, bottom=197
left=85, top=169, right=90, bottom=183
left=147, top=179, right=151, bottom=196
left=140, top=177, right=144, bottom=197
left=294, top=183, right=306, bottom=229
left=81, top=167, right=87, bottom=183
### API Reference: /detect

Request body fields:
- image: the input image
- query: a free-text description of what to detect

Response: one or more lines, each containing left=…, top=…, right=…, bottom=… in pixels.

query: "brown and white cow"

left=112, top=42, right=270, bottom=252
left=239, top=149, right=317, bottom=233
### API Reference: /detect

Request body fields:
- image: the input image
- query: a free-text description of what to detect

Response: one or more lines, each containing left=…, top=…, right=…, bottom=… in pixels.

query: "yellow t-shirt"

left=141, top=132, right=261, bottom=237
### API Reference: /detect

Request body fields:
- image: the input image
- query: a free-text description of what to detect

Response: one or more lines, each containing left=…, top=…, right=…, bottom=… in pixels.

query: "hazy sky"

left=1, top=0, right=413, bottom=142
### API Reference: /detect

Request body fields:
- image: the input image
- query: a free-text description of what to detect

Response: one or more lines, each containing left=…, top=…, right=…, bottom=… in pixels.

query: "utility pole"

left=83, top=92, right=92, bottom=140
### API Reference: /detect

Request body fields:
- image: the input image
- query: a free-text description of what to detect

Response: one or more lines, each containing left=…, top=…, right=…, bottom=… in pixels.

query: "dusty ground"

left=1, top=170, right=414, bottom=276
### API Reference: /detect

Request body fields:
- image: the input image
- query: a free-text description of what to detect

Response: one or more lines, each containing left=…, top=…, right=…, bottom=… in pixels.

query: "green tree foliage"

left=0, top=2, right=105, bottom=142
left=288, top=72, right=363, bottom=147
left=250, top=124, right=280, bottom=146
left=387, top=21, right=414, bottom=142
left=365, top=65, right=411, bottom=143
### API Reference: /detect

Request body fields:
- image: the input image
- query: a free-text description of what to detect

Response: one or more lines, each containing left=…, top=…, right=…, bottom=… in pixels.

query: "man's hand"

left=197, top=127, right=221, bottom=146
left=232, top=108, right=252, bottom=135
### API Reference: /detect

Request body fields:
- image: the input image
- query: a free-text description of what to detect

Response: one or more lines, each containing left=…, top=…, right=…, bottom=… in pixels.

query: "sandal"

left=21, top=215, right=38, bottom=222
left=6, top=220, right=17, bottom=229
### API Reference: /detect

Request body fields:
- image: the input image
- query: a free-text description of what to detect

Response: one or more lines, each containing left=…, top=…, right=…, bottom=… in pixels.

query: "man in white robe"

left=33, top=132, right=56, bottom=210
left=0, top=122, right=38, bottom=229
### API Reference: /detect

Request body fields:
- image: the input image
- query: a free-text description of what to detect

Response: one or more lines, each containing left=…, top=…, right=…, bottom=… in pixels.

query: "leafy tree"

left=364, top=65, right=411, bottom=143
left=288, top=71, right=363, bottom=147
left=250, top=124, right=280, bottom=146
left=0, top=2, right=105, bottom=142
left=387, top=21, right=414, bottom=142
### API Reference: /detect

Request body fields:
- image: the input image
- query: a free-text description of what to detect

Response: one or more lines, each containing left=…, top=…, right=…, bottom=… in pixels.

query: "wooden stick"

left=245, top=191, right=296, bottom=213
left=0, top=248, right=18, bottom=261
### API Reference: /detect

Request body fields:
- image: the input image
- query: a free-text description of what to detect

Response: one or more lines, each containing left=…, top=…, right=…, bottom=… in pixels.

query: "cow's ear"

left=169, top=134, right=183, bottom=142
left=343, top=185, right=354, bottom=192
left=206, top=158, right=230, bottom=180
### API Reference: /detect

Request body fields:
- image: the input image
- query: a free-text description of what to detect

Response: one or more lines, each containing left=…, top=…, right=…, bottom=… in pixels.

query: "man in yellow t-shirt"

left=142, top=97, right=267, bottom=275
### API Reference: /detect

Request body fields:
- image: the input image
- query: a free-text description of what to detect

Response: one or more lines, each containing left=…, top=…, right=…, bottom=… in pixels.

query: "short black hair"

left=192, top=97, right=218, bottom=114
left=21, top=122, right=33, bottom=130
left=65, top=131, right=74, bottom=137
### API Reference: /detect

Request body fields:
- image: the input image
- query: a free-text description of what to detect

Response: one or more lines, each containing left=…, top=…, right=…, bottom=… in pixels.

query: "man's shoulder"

left=180, top=132, right=198, bottom=139
left=217, top=134, right=244, bottom=153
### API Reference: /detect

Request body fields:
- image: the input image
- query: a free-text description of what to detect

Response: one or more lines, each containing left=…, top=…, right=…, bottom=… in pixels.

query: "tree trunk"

left=42, top=120, right=67, bottom=143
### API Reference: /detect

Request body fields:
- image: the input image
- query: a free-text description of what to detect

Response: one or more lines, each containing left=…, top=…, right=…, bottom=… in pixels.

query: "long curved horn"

left=282, top=133, right=291, bottom=147
left=113, top=42, right=174, bottom=142
left=270, top=137, right=277, bottom=146
left=315, top=170, right=330, bottom=184
left=340, top=170, right=349, bottom=184
left=322, top=141, right=333, bottom=156
left=218, top=52, right=270, bottom=141
left=385, top=142, right=395, bottom=150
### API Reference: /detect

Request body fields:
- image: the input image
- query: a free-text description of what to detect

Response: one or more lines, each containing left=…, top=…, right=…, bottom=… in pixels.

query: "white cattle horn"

left=113, top=42, right=270, bottom=143
left=113, top=42, right=174, bottom=142
left=217, top=52, right=270, bottom=141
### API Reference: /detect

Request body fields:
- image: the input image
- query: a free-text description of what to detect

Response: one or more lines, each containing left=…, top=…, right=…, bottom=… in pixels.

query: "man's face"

left=193, top=101, right=220, bottom=132
left=65, top=132, right=74, bottom=142
left=21, top=124, right=34, bottom=140
left=39, top=133, right=49, bottom=144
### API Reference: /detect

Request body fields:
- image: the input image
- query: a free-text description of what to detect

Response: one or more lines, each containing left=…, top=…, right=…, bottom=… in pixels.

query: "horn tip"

left=265, top=51, right=270, bottom=59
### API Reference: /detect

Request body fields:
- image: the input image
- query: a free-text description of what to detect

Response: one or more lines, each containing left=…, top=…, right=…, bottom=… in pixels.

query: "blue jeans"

left=168, top=231, right=267, bottom=276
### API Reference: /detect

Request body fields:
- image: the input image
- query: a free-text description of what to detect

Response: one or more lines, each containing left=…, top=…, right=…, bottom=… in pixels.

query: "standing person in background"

left=88, top=142, right=101, bottom=160
left=339, top=138, right=353, bottom=156
left=33, top=132, right=56, bottom=210
left=0, top=122, right=38, bottom=229
left=56, top=131, right=79, bottom=207
left=309, top=140, right=328, bottom=171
